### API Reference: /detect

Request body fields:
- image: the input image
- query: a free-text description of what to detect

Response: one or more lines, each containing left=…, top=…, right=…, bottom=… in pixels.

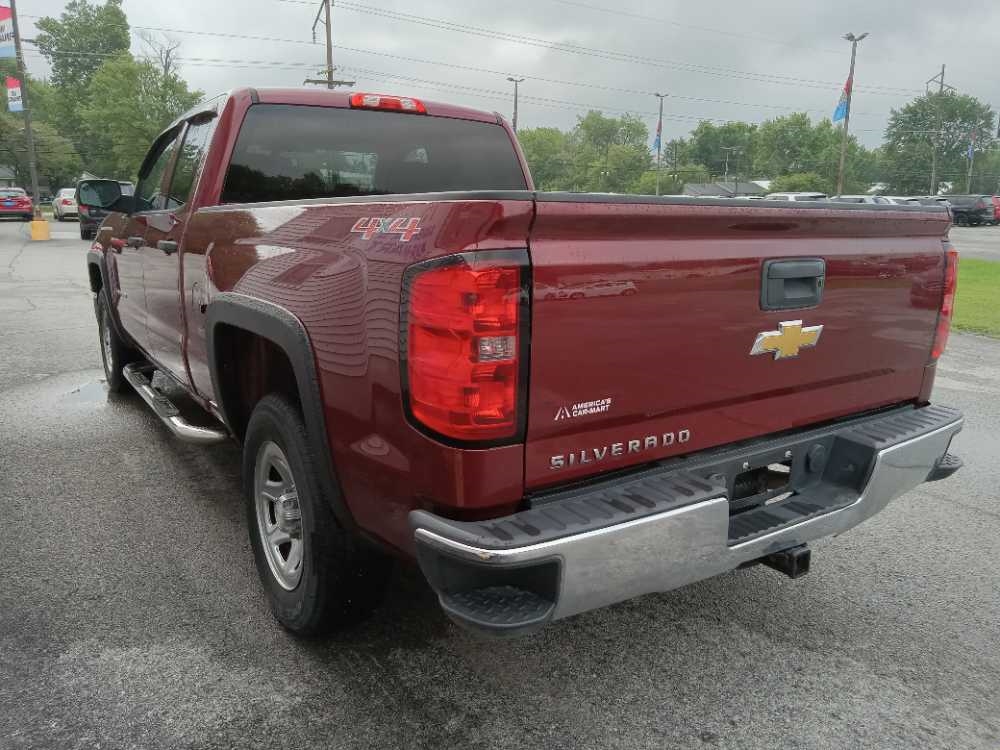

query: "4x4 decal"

left=350, top=217, right=423, bottom=242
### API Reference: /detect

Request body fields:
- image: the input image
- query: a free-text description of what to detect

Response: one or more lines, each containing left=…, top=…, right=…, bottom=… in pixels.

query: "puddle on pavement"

left=62, top=379, right=111, bottom=405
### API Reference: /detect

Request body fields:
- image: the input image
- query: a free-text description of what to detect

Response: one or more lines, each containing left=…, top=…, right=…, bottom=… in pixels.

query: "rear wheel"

left=80, top=226, right=91, bottom=241
left=243, top=394, right=391, bottom=635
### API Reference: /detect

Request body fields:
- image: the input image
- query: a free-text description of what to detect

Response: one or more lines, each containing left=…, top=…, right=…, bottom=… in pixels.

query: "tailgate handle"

left=761, top=258, right=825, bottom=310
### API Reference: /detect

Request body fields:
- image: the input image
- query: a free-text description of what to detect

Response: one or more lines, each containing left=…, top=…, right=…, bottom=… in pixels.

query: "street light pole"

left=507, top=77, right=524, bottom=132
left=9, top=0, right=40, bottom=217
left=654, top=92, right=666, bottom=196
left=836, top=32, right=867, bottom=196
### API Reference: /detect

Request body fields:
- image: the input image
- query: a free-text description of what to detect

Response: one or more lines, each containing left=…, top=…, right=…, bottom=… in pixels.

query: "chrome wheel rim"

left=254, top=441, right=304, bottom=590
left=101, top=310, right=114, bottom=378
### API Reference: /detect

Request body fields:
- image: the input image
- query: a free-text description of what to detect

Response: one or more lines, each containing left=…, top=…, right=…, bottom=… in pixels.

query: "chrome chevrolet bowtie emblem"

left=750, top=320, right=824, bottom=360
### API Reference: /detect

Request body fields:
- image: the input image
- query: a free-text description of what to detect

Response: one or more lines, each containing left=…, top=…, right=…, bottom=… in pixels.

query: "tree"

left=34, top=1, right=130, bottom=92
left=138, top=31, right=182, bottom=78
left=686, top=120, right=756, bottom=178
left=632, top=163, right=710, bottom=195
left=0, top=113, right=82, bottom=190
left=767, top=172, right=828, bottom=193
left=79, top=55, right=203, bottom=179
left=882, top=92, right=996, bottom=195
left=566, top=111, right=651, bottom=192
left=751, top=113, right=873, bottom=193
left=517, top=127, right=572, bottom=190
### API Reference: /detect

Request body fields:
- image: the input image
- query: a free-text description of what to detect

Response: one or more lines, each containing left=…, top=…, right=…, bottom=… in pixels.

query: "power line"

left=23, top=42, right=885, bottom=118
left=276, top=0, right=920, bottom=96
left=22, top=50, right=895, bottom=129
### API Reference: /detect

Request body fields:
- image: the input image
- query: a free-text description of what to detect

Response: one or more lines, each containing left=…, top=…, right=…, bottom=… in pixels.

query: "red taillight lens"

left=931, top=247, right=959, bottom=360
left=350, top=92, right=426, bottom=114
left=402, top=252, right=528, bottom=443
left=78, top=205, right=89, bottom=216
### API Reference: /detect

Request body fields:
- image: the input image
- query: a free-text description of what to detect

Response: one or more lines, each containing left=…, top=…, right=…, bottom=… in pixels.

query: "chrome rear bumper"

left=411, top=405, right=963, bottom=635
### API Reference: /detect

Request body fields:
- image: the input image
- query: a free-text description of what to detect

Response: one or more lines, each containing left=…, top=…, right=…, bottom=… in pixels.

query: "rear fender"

left=205, top=292, right=357, bottom=532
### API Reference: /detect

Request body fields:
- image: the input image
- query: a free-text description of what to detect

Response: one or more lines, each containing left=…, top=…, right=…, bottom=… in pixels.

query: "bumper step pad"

left=440, top=586, right=554, bottom=636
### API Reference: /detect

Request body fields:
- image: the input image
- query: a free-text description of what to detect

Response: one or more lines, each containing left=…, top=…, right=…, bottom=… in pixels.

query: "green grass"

left=953, top=258, right=1000, bottom=337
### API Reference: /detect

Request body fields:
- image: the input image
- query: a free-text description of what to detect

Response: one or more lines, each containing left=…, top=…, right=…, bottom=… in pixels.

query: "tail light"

left=350, top=92, right=426, bottom=114
left=401, top=250, right=530, bottom=444
left=78, top=205, right=89, bottom=216
left=61, top=198, right=72, bottom=205
left=931, top=246, right=959, bottom=360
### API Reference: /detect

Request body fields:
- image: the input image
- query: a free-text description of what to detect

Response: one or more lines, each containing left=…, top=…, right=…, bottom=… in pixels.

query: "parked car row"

left=762, top=192, right=1000, bottom=225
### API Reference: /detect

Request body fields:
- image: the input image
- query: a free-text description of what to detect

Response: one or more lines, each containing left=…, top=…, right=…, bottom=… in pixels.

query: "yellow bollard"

left=29, top=219, right=51, bottom=241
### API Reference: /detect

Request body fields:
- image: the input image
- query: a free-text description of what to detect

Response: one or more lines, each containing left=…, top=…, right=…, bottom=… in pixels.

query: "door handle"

left=157, top=240, right=178, bottom=255
left=761, top=258, right=826, bottom=310
left=126, top=236, right=144, bottom=249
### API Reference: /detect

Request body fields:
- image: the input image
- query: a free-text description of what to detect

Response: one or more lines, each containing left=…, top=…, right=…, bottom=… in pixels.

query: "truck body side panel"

left=185, top=197, right=535, bottom=553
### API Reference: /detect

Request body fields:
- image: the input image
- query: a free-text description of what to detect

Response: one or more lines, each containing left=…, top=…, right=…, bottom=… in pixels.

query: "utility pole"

left=304, top=1, right=354, bottom=88
left=926, top=65, right=955, bottom=195
left=836, top=32, right=867, bottom=196
left=721, top=146, right=739, bottom=195
left=654, top=92, right=666, bottom=195
left=507, top=77, right=524, bottom=132
left=966, top=133, right=976, bottom=193
left=9, top=0, right=39, bottom=217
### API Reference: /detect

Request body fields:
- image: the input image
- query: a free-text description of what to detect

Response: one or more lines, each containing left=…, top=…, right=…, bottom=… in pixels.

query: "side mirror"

left=76, top=179, right=126, bottom=211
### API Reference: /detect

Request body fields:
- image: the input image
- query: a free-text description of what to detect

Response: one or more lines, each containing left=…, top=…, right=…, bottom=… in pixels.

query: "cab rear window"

left=221, top=104, right=528, bottom=204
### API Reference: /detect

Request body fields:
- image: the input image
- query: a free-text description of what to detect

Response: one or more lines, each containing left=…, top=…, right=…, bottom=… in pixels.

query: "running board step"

left=122, top=363, right=228, bottom=445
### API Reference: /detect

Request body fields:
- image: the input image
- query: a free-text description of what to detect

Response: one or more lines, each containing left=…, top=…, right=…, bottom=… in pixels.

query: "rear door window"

left=221, top=104, right=527, bottom=204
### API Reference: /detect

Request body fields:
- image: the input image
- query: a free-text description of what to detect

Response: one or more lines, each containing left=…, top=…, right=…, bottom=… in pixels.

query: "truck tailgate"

left=525, top=197, right=952, bottom=488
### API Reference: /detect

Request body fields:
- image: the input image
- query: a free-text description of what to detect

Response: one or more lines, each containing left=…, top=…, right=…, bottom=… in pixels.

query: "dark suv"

left=946, top=195, right=994, bottom=226
left=76, top=180, right=134, bottom=240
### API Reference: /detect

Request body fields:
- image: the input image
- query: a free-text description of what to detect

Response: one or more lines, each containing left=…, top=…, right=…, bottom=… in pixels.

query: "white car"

left=765, top=192, right=827, bottom=202
left=53, top=188, right=78, bottom=220
left=538, top=280, right=638, bottom=300
left=829, top=195, right=893, bottom=205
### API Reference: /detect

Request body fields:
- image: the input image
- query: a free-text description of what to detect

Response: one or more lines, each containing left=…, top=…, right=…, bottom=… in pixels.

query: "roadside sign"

left=0, top=2, right=13, bottom=59
left=6, top=76, right=21, bottom=111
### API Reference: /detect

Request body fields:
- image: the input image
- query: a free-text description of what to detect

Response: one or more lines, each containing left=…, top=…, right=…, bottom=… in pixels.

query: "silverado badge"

left=750, top=320, right=823, bottom=360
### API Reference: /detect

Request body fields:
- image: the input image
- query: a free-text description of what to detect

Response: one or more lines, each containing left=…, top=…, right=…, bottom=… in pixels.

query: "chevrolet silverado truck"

left=83, top=89, right=964, bottom=637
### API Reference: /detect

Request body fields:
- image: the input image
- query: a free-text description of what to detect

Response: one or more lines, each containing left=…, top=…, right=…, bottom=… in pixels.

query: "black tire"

left=80, top=226, right=91, bottom=241
left=243, top=394, right=391, bottom=635
left=95, top=290, right=135, bottom=392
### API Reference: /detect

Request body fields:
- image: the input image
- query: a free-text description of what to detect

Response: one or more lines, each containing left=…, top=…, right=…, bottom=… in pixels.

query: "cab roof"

left=242, top=87, right=502, bottom=124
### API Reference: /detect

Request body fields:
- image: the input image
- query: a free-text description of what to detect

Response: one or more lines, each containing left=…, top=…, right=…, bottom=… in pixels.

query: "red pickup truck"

left=83, top=89, right=964, bottom=637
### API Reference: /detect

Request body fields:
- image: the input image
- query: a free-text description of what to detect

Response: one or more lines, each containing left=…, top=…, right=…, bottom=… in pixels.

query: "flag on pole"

left=6, top=76, right=22, bottom=112
left=0, top=2, right=14, bottom=59
left=967, top=131, right=976, bottom=160
left=832, top=77, right=852, bottom=123
left=653, top=115, right=662, bottom=153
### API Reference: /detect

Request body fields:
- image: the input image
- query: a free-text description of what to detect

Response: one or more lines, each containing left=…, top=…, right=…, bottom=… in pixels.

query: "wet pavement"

left=950, top=224, right=1000, bottom=261
left=1, top=219, right=998, bottom=749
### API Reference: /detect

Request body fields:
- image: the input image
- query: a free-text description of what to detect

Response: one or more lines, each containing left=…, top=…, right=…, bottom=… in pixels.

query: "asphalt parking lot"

left=1, top=219, right=998, bottom=750
left=950, top=223, right=1000, bottom=261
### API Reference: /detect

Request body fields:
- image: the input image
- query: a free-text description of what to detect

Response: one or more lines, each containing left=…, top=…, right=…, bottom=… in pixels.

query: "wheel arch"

left=86, top=250, right=134, bottom=346
left=205, top=292, right=357, bottom=532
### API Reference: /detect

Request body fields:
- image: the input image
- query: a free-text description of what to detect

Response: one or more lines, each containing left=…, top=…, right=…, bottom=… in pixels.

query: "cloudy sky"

left=19, top=0, right=1000, bottom=157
